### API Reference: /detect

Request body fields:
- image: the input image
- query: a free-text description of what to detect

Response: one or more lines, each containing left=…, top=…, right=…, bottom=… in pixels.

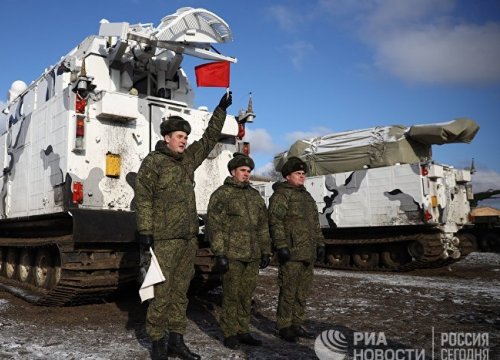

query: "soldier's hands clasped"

left=218, top=91, right=232, bottom=111
left=259, top=254, right=271, bottom=269
left=216, top=255, right=229, bottom=273
left=276, top=247, right=291, bottom=265
left=316, top=245, right=326, bottom=263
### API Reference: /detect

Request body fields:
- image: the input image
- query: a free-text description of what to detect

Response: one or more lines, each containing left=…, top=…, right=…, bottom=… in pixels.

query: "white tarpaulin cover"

left=275, top=118, right=479, bottom=176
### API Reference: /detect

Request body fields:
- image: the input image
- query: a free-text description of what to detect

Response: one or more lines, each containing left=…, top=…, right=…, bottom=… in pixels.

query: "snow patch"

left=0, top=298, right=9, bottom=311
left=311, top=268, right=500, bottom=300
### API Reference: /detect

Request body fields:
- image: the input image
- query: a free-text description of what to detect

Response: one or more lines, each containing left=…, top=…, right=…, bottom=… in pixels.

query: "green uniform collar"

left=224, top=176, right=250, bottom=189
left=272, top=181, right=306, bottom=192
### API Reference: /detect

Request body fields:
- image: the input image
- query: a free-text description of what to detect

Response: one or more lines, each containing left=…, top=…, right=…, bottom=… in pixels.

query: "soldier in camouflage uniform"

left=134, top=92, right=232, bottom=360
left=207, top=153, right=272, bottom=350
left=268, top=157, right=326, bottom=342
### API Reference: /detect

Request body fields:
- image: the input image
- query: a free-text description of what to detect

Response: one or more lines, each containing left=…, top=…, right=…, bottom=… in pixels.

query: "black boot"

left=237, top=332, right=262, bottom=346
left=223, top=335, right=240, bottom=350
left=279, top=327, right=298, bottom=343
left=168, top=332, right=201, bottom=360
left=151, top=337, right=168, bottom=360
left=291, top=325, right=315, bottom=339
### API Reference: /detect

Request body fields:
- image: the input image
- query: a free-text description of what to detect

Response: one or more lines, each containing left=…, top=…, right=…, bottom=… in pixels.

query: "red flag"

left=195, top=61, right=230, bottom=87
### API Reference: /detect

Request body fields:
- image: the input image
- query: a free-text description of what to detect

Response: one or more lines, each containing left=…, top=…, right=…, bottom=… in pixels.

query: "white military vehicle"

left=256, top=119, right=479, bottom=270
left=0, top=7, right=252, bottom=305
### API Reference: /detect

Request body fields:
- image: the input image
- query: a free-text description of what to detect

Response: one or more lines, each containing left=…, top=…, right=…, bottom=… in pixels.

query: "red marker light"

left=242, top=142, right=250, bottom=156
left=237, top=123, right=245, bottom=139
left=72, top=182, right=84, bottom=204
left=76, top=117, right=85, bottom=137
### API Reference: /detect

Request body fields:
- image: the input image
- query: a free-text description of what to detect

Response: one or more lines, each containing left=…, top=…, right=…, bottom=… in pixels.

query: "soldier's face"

left=231, top=166, right=251, bottom=183
left=165, top=131, right=188, bottom=153
left=286, top=170, right=306, bottom=187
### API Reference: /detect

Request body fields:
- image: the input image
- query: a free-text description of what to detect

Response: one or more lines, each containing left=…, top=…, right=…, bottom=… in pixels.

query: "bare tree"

left=256, top=167, right=282, bottom=182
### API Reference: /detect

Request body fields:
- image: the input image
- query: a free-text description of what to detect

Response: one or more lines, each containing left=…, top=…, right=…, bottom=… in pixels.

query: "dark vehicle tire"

left=34, top=249, right=55, bottom=289
left=17, top=248, right=34, bottom=283
left=326, top=248, right=350, bottom=267
left=0, top=247, right=4, bottom=275
left=381, top=249, right=411, bottom=269
left=352, top=251, right=379, bottom=269
left=5, top=248, right=17, bottom=279
left=482, top=232, right=500, bottom=252
left=408, top=241, right=425, bottom=259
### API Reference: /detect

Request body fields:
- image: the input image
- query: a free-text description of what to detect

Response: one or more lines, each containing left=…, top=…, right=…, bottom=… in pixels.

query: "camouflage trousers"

left=146, top=237, right=197, bottom=340
left=276, top=261, right=314, bottom=330
left=220, top=260, right=259, bottom=337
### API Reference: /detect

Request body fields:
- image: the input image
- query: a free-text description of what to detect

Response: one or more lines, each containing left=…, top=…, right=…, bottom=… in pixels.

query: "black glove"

left=218, top=91, right=232, bottom=111
left=216, top=255, right=229, bottom=274
left=276, top=247, right=291, bottom=265
left=138, top=234, right=154, bottom=283
left=316, top=245, right=326, bottom=263
left=139, top=234, right=154, bottom=250
left=259, top=254, right=271, bottom=269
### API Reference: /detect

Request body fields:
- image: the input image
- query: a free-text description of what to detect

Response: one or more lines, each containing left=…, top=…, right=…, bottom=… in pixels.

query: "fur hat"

left=160, top=116, right=191, bottom=136
left=228, top=152, right=255, bottom=172
left=281, top=156, right=307, bottom=177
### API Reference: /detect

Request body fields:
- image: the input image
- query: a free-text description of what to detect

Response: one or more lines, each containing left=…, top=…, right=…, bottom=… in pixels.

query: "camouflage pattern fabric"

left=135, top=107, right=227, bottom=241
left=207, top=176, right=271, bottom=261
left=268, top=181, right=324, bottom=263
left=207, top=176, right=271, bottom=337
left=220, top=260, right=259, bottom=337
left=134, top=107, right=227, bottom=340
left=276, top=261, right=314, bottom=329
left=145, top=237, right=197, bottom=339
left=268, top=181, right=324, bottom=330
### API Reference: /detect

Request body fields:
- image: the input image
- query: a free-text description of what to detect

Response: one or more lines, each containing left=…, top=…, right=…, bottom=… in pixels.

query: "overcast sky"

left=1, top=0, right=499, bottom=206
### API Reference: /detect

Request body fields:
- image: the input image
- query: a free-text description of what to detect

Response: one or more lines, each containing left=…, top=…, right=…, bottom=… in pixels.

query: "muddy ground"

left=1, top=252, right=499, bottom=360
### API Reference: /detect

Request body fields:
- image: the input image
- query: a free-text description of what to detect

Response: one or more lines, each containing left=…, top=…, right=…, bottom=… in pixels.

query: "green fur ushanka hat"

left=227, top=152, right=255, bottom=172
left=160, top=116, right=191, bottom=136
left=281, top=156, right=307, bottom=177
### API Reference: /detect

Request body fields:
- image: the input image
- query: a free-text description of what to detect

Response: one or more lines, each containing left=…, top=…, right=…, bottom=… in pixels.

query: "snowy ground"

left=0, top=252, right=499, bottom=359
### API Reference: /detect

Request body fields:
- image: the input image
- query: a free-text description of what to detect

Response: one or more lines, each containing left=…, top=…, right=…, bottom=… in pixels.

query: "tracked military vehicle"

left=255, top=119, right=479, bottom=271
left=0, top=8, right=252, bottom=305
left=461, top=202, right=500, bottom=252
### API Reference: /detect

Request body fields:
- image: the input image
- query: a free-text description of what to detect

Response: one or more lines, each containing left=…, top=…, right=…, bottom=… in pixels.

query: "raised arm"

left=188, top=92, right=232, bottom=169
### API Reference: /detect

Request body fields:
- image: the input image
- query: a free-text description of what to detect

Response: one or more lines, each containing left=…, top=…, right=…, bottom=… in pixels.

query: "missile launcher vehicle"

left=255, top=119, right=479, bottom=270
left=0, top=7, right=252, bottom=305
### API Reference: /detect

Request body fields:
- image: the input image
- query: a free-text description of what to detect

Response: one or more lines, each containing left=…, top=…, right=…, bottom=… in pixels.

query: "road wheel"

left=34, top=249, right=54, bottom=289
left=326, top=248, right=350, bottom=267
left=0, top=247, right=4, bottom=275
left=352, top=251, right=379, bottom=269
left=381, top=248, right=411, bottom=269
left=460, top=233, right=478, bottom=252
left=17, top=248, right=34, bottom=283
left=408, top=240, right=425, bottom=259
left=457, top=233, right=476, bottom=256
left=54, top=252, right=62, bottom=285
left=482, top=233, right=500, bottom=252
left=5, top=248, right=17, bottom=279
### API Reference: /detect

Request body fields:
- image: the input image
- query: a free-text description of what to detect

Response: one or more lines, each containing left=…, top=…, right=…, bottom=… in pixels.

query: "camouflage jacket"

left=207, top=176, right=272, bottom=261
left=268, top=181, right=325, bottom=262
left=134, top=107, right=227, bottom=241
